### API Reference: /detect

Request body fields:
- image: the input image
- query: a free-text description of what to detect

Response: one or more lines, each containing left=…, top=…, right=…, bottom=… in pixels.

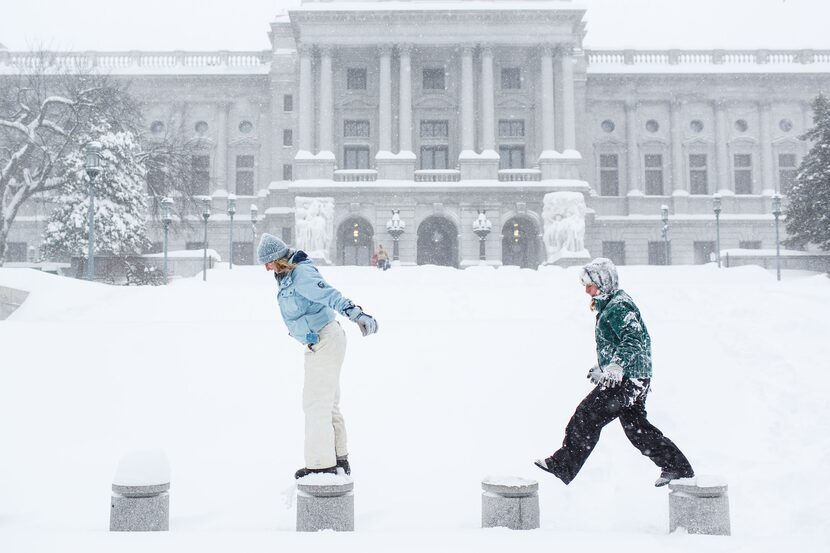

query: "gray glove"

left=587, top=365, right=604, bottom=385
left=601, top=363, right=624, bottom=388
left=344, top=305, right=378, bottom=337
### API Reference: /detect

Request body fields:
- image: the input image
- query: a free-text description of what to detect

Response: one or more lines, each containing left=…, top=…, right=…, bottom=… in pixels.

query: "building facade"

left=3, top=0, right=828, bottom=268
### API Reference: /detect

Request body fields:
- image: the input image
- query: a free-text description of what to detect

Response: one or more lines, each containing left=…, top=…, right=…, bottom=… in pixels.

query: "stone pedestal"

left=296, top=476, right=354, bottom=532
left=376, top=153, right=416, bottom=180
left=110, top=483, right=170, bottom=531
left=668, top=477, right=730, bottom=536
left=294, top=153, right=336, bottom=181
left=459, top=151, right=500, bottom=180
left=539, top=150, right=582, bottom=179
left=481, top=477, right=539, bottom=530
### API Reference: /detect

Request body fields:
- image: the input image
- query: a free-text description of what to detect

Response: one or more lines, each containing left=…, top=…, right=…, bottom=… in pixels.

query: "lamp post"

left=83, top=141, right=102, bottom=280
left=201, top=197, right=211, bottom=281
left=472, top=210, right=493, bottom=261
left=227, top=194, right=236, bottom=270
left=661, top=204, right=670, bottom=265
left=772, top=194, right=782, bottom=281
left=161, top=197, right=173, bottom=282
left=250, top=204, right=258, bottom=265
left=713, top=193, right=722, bottom=268
left=352, top=223, right=360, bottom=265
left=385, top=209, right=405, bottom=262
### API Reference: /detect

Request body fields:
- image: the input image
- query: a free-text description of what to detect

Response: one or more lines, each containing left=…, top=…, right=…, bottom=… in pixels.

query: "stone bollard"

left=668, top=476, right=730, bottom=536
left=296, top=474, right=354, bottom=532
left=481, top=476, right=540, bottom=530
left=109, top=450, right=170, bottom=532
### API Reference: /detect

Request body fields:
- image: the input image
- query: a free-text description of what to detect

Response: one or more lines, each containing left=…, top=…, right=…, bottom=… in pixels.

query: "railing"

left=333, top=169, right=378, bottom=182
left=0, top=50, right=272, bottom=73
left=587, top=49, right=829, bottom=68
left=498, top=169, right=542, bottom=182
left=414, top=170, right=461, bottom=182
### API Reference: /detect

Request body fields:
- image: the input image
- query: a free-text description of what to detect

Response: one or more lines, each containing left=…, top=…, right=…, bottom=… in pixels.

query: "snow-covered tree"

left=41, top=121, right=149, bottom=260
left=784, top=94, right=830, bottom=250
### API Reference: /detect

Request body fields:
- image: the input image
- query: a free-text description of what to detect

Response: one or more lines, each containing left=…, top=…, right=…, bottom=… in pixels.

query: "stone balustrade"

left=498, top=169, right=542, bottom=182
left=414, top=169, right=461, bottom=183
left=587, top=49, right=829, bottom=68
left=333, top=169, right=378, bottom=182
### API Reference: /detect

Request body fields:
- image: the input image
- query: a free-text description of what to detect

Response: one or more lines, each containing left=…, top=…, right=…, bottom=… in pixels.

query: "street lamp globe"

left=83, top=141, right=103, bottom=178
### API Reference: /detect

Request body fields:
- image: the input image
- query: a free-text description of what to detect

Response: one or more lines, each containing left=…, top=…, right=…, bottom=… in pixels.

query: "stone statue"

left=542, top=191, right=588, bottom=263
left=295, top=197, right=335, bottom=258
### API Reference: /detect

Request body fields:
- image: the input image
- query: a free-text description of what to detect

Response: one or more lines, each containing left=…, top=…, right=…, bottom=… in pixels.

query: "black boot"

left=294, top=466, right=337, bottom=479
left=336, top=456, right=351, bottom=476
left=654, top=469, right=695, bottom=487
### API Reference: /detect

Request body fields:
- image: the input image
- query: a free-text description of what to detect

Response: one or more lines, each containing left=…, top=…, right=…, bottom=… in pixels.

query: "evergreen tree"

left=42, top=120, right=149, bottom=260
left=784, top=94, right=830, bottom=250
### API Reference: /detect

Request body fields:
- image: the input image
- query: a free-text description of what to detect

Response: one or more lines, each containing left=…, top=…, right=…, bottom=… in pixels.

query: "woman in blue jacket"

left=257, top=233, right=378, bottom=479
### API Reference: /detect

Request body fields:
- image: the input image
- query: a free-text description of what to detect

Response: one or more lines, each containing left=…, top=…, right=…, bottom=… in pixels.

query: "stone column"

left=296, top=478, right=354, bottom=532
left=378, top=45, right=393, bottom=154
left=625, top=100, right=641, bottom=195
left=461, top=45, right=476, bottom=153
left=559, top=50, right=577, bottom=152
left=481, top=477, right=540, bottom=530
left=668, top=478, right=731, bottom=536
left=670, top=98, right=686, bottom=195
left=714, top=99, right=732, bottom=194
left=215, top=102, right=229, bottom=193
left=298, top=45, right=313, bottom=153
left=540, top=45, right=556, bottom=154
left=398, top=44, right=413, bottom=154
left=318, top=46, right=334, bottom=155
left=480, top=46, right=496, bottom=153
left=759, top=101, right=775, bottom=195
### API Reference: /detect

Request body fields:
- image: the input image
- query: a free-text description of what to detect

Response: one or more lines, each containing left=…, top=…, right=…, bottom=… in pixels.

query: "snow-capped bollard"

left=296, top=474, right=354, bottom=532
left=481, top=476, right=540, bottom=530
left=109, top=450, right=170, bottom=532
left=668, top=476, right=730, bottom=536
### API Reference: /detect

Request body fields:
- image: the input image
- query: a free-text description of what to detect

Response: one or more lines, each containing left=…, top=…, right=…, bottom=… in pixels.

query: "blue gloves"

left=344, top=305, right=378, bottom=337
left=587, top=365, right=604, bottom=385
left=601, top=363, right=624, bottom=388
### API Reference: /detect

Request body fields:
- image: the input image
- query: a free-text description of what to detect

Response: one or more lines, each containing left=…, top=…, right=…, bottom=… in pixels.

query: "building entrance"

left=337, top=217, right=374, bottom=265
left=417, top=217, right=458, bottom=267
left=501, top=218, right=539, bottom=269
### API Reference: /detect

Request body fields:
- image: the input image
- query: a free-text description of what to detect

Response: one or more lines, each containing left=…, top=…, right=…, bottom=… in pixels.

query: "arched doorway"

left=502, top=217, right=540, bottom=269
left=417, top=216, right=458, bottom=267
left=337, top=217, right=374, bottom=265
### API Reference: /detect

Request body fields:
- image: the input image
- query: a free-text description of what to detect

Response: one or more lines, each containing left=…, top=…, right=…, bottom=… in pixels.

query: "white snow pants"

left=303, top=320, right=348, bottom=469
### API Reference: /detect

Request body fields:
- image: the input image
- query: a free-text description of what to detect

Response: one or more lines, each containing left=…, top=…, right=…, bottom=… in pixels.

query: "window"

left=602, top=241, right=626, bottom=266
left=645, top=119, right=660, bottom=133
left=501, top=67, right=521, bottom=89
left=195, top=121, right=209, bottom=134
left=4, top=242, right=27, bottom=262
left=347, top=68, right=367, bottom=90
left=734, top=153, right=753, bottom=194
left=644, top=154, right=664, bottom=195
left=283, top=94, right=293, bottom=112
left=420, top=120, right=449, bottom=138
left=779, top=119, right=793, bottom=133
left=283, top=129, right=293, bottom=147
left=499, top=146, right=525, bottom=169
left=648, top=241, right=670, bottom=265
left=599, top=154, right=619, bottom=196
left=778, top=153, right=798, bottom=195
left=282, top=227, right=293, bottom=245
left=232, top=242, right=253, bottom=265
left=498, top=120, right=525, bottom=138
left=185, top=241, right=206, bottom=250
left=238, top=120, right=253, bottom=134
left=689, top=154, right=708, bottom=195
left=343, top=146, right=371, bottom=169
left=236, top=155, right=255, bottom=195
left=694, top=241, right=717, bottom=264
left=420, top=146, right=449, bottom=170
left=344, top=120, right=370, bottom=138
left=734, top=119, right=749, bottom=133
left=146, top=168, right=165, bottom=193
left=423, top=68, right=445, bottom=90
left=283, top=164, right=293, bottom=181
left=739, top=241, right=762, bottom=249
left=601, top=120, right=615, bottom=133
left=690, top=120, right=704, bottom=133
left=150, top=121, right=165, bottom=135
left=191, top=154, right=210, bottom=195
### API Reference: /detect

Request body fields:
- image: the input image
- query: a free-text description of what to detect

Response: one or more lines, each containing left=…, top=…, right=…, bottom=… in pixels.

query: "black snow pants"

left=549, top=378, right=694, bottom=485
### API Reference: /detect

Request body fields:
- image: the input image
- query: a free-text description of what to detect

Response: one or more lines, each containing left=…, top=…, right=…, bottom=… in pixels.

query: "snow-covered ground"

left=0, top=263, right=828, bottom=552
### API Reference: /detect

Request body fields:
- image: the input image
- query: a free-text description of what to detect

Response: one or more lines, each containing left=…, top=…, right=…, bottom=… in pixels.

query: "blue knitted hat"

left=257, top=233, right=290, bottom=264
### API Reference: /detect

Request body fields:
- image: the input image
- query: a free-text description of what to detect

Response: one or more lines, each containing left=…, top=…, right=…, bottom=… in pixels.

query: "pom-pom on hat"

left=257, top=233, right=290, bottom=265
left=579, top=257, right=619, bottom=295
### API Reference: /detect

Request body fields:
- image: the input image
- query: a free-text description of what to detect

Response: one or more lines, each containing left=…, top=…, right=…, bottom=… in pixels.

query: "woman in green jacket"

left=535, top=258, right=694, bottom=487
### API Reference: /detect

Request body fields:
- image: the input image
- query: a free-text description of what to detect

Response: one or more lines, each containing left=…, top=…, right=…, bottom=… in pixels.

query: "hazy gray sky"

left=1, top=0, right=826, bottom=51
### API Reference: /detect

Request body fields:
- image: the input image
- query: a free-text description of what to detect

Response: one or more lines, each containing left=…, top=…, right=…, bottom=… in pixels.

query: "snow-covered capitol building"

left=5, top=0, right=829, bottom=267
